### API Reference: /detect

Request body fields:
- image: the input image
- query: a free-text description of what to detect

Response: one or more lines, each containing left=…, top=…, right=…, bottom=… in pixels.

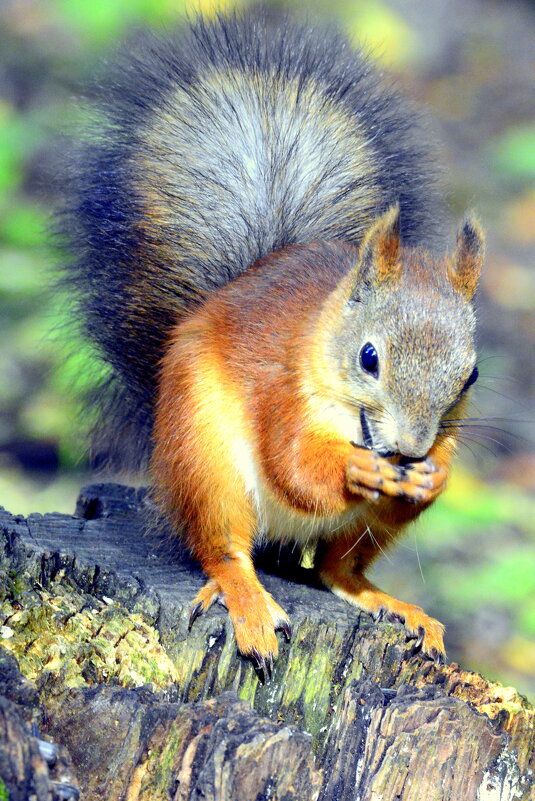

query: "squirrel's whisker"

left=475, top=384, right=530, bottom=408
left=475, top=355, right=503, bottom=368
left=455, top=437, right=484, bottom=463
left=454, top=431, right=514, bottom=455
left=440, top=423, right=528, bottom=442
left=478, top=373, right=523, bottom=385
left=442, top=416, right=531, bottom=424
left=455, top=433, right=502, bottom=458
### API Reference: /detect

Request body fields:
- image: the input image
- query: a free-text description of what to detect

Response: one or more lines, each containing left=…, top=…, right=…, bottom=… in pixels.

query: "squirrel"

left=59, top=10, right=484, bottom=679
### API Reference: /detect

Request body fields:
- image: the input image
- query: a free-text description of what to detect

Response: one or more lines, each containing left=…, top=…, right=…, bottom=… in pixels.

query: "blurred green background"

left=0, top=0, right=533, bottom=699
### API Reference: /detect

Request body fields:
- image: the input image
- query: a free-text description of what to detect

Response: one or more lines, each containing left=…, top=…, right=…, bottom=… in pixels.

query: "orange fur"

left=151, top=237, right=472, bottom=667
left=316, top=529, right=446, bottom=656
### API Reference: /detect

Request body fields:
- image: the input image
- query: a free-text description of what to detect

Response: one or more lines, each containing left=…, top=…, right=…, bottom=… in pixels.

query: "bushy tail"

left=57, top=9, right=442, bottom=470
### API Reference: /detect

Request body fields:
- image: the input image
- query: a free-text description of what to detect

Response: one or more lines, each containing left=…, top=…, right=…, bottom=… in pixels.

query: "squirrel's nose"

left=397, top=443, right=429, bottom=459
left=395, top=427, right=435, bottom=459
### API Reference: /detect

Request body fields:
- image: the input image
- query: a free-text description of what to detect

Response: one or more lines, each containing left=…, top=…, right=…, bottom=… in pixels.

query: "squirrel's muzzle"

left=395, top=426, right=437, bottom=460
left=380, top=409, right=439, bottom=459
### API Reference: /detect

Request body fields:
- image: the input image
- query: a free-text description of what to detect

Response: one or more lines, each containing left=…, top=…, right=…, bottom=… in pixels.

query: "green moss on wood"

left=1, top=590, right=178, bottom=692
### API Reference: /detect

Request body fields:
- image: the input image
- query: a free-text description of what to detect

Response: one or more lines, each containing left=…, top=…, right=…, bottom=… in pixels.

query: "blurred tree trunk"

left=0, top=484, right=533, bottom=801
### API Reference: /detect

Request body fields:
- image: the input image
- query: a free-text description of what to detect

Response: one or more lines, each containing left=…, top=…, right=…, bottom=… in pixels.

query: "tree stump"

left=0, top=483, right=533, bottom=801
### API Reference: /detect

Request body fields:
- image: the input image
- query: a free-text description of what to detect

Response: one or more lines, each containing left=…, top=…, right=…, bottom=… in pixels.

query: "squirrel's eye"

left=464, top=365, right=479, bottom=390
left=360, top=343, right=379, bottom=377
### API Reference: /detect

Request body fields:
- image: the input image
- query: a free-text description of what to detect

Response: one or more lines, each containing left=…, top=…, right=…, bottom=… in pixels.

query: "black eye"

left=464, top=365, right=479, bottom=390
left=360, top=342, right=379, bottom=377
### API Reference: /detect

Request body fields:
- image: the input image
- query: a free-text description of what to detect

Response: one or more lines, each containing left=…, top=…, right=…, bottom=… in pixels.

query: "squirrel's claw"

left=407, top=625, right=426, bottom=654
left=249, top=647, right=266, bottom=683
left=278, top=619, right=293, bottom=642
left=385, top=611, right=404, bottom=625
left=188, top=578, right=221, bottom=629
left=249, top=647, right=274, bottom=684
left=188, top=600, right=204, bottom=630
left=429, top=648, right=446, bottom=666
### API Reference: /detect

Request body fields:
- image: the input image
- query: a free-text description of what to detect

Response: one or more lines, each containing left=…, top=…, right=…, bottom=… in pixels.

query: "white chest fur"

left=229, top=434, right=365, bottom=545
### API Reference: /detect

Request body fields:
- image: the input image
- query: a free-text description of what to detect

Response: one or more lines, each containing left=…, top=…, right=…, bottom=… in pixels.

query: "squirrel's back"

left=60, top=10, right=442, bottom=468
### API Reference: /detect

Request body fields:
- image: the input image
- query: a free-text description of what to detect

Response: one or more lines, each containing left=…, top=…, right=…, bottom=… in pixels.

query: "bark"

left=0, top=483, right=533, bottom=801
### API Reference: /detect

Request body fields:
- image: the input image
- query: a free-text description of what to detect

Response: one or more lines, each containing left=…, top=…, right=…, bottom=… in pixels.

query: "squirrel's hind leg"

left=316, top=529, right=445, bottom=662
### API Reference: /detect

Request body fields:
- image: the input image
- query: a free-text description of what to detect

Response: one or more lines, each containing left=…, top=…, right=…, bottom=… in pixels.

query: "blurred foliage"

left=490, top=124, right=535, bottom=181
left=0, top=0, right=533, bottom=699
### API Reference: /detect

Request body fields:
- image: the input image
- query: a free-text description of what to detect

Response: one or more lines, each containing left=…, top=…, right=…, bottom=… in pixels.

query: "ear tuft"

left=351, top=205, right=401, bottom=300
left=449, top=214, right=485, bottom=301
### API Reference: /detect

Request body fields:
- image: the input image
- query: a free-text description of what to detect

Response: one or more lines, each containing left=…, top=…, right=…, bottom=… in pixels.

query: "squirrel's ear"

left=449, top=215, right=485, bottom=301
left=351, top=205, right=401, bottom=299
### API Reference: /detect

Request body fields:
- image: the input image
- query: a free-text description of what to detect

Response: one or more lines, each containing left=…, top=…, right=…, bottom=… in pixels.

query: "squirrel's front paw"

left=346, top=448, right=447, bottom=504
left=346, top=446, right=405, bottom=502
left=395, top=458, right=448, bottom=503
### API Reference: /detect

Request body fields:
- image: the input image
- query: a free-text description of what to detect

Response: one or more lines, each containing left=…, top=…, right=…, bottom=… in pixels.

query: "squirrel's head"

left=326, top=205, right=485, bottom=459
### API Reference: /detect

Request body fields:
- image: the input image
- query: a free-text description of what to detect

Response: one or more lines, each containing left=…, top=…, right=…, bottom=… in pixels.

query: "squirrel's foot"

left=347, top=448, right=447, bottom=504
left=378, top=603, right=446, bottom=663
left=189, top=575, right=291, bottom=682
left=320, top=569, right=446, bottom=662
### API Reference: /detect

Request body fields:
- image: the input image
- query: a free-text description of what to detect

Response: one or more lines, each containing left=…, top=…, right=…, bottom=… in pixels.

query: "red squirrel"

left=59, top=11, right=484, bottom=678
